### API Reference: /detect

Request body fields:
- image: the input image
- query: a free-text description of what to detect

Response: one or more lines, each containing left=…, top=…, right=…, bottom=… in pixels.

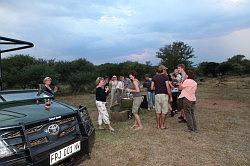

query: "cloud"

left=115, top=49, right=159, bottom=63
left=188, top=27, right=250, bottom=64
left=0, top=0, right=250, bottom=65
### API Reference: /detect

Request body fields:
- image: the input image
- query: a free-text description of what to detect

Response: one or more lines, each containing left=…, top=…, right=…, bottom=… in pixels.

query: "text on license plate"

left=50, top=141, right=81, bottom=165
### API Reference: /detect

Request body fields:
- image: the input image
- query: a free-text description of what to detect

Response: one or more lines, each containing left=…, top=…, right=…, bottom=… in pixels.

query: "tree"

left=54, top=61, right=74, bottom=83
left=241, top=59, right=250, bottom=74
left=227, top=54, right=245, bottom=64
left=197, top=62, right=220, bottom=77
left=2, top=54, right=37, bottom=88
left=156, top=41, right=195, bottom=71
left=97, top=63, right=119, bottom=77
left=97, top=61, right=155, bottom=79
left=227, top=54, right=247, bottom=75
left=67, top=72, right=97, bottom=94
left=216, top=62, right=233, bottom=75
left=22, top=65, right=59, bottom=88
left=231, top=63, right=245, bottom=75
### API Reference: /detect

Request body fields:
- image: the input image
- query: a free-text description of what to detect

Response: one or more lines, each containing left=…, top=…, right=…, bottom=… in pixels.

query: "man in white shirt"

left=116, top=76, right=125, bottom=105
left=109, top=75, right=118, bottom=107
left=177, top=64, right=188, bottom=123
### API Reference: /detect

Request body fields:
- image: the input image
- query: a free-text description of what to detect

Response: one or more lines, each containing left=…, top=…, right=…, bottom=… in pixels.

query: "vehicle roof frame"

left=0, top=36, right=34, bottom=90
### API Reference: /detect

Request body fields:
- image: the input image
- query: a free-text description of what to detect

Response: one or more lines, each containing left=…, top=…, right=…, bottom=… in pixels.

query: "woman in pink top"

left=179, top=70, right=198, bottom=132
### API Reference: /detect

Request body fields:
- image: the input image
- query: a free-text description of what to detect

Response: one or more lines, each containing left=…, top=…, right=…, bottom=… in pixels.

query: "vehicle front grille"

left=26, top=124, right=46, bottom=135
left=59, top=126, right=76, bottom=137
left=25, top=115, right=78, bottom=149
left=1, top=114, right=80, bottom=154
left=55, top=117, right=75, bottom=126
left=15, top=143, right=26, bottom=151
left=1, top=131, right=21, bottom=139
left=30, top=137, right=49, bottom=147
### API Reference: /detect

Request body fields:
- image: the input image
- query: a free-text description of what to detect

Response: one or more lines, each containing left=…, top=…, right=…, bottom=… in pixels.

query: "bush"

left=67, top=72, right=97, bottom=94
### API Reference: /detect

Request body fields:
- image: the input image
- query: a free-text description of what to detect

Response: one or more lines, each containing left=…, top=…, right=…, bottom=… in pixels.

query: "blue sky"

left=0, top=0, right=250, bottom=65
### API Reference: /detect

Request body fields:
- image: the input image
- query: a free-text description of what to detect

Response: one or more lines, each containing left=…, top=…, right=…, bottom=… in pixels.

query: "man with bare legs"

left=151, top=65, right=172, bottom=129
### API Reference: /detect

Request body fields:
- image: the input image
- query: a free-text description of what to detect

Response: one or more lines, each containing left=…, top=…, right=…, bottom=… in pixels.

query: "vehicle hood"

left=0, top=101, right=77, bottom=127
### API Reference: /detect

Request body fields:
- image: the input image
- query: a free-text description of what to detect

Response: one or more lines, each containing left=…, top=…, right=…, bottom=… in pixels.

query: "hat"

left=112, top=75, right=117, bottom=78
left=158, top=65, right=168, bottom=70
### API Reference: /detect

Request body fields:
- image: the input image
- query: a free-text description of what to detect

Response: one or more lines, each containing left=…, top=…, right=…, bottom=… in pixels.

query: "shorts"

left=155, top=94, right=169, bottom=114
left=132, top=96, right=143, bottom=113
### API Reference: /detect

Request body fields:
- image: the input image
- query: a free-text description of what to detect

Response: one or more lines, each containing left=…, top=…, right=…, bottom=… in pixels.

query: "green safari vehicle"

left=0, top=37, right=95, bottom=166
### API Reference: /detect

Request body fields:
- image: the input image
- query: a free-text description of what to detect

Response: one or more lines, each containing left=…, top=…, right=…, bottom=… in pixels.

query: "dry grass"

left=57, top=76, right=250, bottom=166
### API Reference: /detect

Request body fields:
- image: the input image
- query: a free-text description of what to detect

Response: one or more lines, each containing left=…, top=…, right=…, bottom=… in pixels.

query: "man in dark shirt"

left=143, top=74, right=155, bottom=110
left=151, top=65, right=172, bottom=129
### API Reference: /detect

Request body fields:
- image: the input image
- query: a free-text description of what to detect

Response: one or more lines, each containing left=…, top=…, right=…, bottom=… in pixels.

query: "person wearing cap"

left=95, top=77, right=115, bottom=132
left=151, top=65, right=172, bottom=129
left=109, top=75, right=118, bottom=107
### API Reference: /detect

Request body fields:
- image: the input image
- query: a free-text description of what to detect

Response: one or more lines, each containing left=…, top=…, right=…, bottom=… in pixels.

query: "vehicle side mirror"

left=78, top=105, right=87, bottom=111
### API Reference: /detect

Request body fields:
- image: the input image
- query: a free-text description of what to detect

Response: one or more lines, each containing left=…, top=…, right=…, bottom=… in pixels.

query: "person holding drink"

left=43, top=77, right=58, bottom=109
left=95, top=77, right=115, bottom=132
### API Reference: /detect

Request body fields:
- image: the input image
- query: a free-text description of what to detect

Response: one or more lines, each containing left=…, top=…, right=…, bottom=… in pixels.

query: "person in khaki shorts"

left=151, top=65, right=172, bottom=129
left=126, top=71, right=143, bottom=130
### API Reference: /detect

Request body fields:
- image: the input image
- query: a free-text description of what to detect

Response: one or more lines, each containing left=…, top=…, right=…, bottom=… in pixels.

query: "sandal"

left=130, top=125, right=138, bottom=129
left=134, top=126, right=143, bottom=130
left=109, top=127, right=115, bottom=132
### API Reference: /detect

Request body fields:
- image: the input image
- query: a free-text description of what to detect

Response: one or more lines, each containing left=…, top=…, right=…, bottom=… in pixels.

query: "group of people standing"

left=108, top=75, right=132, bottom=107
left=95, top=71, right=143, bottom=131
left=143, top=64, right=198, bottom=132
left=95, top=64, right=198, bottom=132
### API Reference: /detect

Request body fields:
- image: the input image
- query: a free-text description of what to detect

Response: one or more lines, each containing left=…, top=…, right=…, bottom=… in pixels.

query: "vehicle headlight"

left=0, top=138, right=13, bottom=158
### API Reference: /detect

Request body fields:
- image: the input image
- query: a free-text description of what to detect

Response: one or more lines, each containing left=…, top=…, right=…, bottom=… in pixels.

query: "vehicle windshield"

left=0, top=91, right=53, bottom=102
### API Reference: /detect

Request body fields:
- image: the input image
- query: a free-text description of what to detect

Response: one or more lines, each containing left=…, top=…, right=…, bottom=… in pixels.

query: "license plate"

left=50, top=141, right=81, bottom=165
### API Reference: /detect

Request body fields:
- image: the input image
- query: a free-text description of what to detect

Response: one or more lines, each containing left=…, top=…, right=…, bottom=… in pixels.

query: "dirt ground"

left=57, top=77, right=250, bottom=166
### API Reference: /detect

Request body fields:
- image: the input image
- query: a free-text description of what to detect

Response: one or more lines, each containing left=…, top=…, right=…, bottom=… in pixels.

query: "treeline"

left=2, top=41, right=249, bottom=94
left=1, top=55, right=155, bottom=93
left=197, top=55, right=250, bottom=77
